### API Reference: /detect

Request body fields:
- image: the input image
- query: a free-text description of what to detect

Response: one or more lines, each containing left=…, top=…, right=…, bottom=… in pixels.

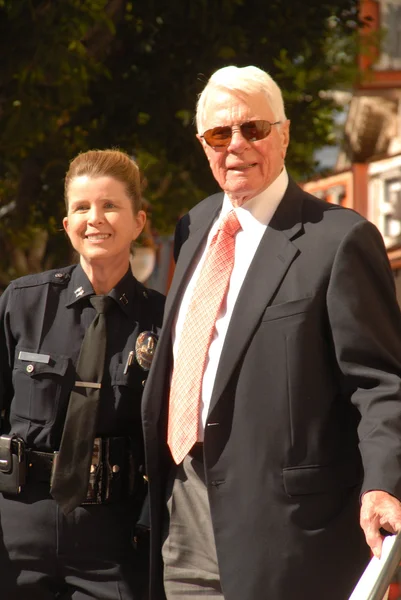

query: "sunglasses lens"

left=202, top=120, right=274, bottom=147
left=203, top=126, right=232, bottom=147
left=241, top=120, right=271, bottom=141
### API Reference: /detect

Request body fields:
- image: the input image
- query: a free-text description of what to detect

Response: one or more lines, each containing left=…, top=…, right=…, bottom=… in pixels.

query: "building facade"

left=303, top=0, right=401, bottom=306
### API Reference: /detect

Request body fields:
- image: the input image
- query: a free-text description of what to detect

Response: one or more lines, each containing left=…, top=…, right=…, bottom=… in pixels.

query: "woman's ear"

left=132, top=210, right=147, bottom=241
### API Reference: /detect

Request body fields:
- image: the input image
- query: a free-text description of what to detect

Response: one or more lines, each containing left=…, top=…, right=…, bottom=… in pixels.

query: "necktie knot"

left=219, top=210, right=241, bottom=238
left=90, top=295, right=112, bottom=314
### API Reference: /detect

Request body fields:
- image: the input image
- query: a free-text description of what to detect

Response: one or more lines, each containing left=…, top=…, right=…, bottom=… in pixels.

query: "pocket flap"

left=261, top=296, right=314, bottom=322
left=282, top=461, right=363, bottom=496
left=14, top=348, right=68, bottom=378
left=112, top=362, right=145, bottom=388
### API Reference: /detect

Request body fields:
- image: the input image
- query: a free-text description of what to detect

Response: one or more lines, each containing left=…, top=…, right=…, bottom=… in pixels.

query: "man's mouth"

left=229, top=163, right=257, bottom=170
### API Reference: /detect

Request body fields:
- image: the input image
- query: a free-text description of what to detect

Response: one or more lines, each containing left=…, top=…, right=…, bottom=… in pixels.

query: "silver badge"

left=135, top=331, right=158, bottom=371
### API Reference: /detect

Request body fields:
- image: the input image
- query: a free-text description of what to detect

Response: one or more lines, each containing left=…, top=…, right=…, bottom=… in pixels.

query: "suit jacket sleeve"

left=327, top=219, right=401, bottom=499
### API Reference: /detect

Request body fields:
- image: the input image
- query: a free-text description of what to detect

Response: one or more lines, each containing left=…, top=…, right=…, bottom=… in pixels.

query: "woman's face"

left=63, top=175, right=146, bottom=267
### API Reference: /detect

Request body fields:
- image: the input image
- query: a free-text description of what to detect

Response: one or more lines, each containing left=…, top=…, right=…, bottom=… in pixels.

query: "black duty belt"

left=2, top=436, right=137, bottom=505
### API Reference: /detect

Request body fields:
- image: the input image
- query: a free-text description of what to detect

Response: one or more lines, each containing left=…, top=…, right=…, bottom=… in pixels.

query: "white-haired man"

left=142, top=65, right=401, bottom=600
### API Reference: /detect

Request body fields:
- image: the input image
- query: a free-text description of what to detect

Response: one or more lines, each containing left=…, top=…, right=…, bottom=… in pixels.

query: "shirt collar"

left=65, top=263, right=138, bottom=316
left=221, top=167, right=289, bottom=230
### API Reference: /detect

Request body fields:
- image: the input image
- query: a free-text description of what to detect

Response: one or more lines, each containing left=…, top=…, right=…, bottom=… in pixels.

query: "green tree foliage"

left=0, top=0, right=361, bottom=284
left=0, top=0, right=117, bottom=284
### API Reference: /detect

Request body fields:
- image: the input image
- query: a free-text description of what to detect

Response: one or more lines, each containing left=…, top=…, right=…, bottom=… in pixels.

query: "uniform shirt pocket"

left=112, top=361, right=148, bottom=393
left=12, top=347, right=69, bottom=425
left=110, top=361, right=149, bottom=423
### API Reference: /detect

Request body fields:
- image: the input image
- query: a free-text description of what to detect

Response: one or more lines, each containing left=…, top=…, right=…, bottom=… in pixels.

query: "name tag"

left=18, top=351, right=51, bottom=364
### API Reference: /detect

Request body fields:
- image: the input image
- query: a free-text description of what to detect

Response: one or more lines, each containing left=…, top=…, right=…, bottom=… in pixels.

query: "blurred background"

left=0, top=0, right=400, bottom=303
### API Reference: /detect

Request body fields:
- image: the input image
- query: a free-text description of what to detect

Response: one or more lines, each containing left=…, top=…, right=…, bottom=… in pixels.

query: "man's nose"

left=226, top=126, right=249, bottom=152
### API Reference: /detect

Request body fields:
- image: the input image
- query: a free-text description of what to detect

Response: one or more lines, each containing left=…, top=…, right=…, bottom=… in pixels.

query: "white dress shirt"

left=172, top=168, right=289, bottom=440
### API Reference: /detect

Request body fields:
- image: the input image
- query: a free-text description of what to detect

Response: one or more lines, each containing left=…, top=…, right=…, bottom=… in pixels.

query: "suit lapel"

left=164, top=195, right=223, bottom=324
left=143, top=194, right=223, bottom=424
left=209, top=179, right=304, bottom=414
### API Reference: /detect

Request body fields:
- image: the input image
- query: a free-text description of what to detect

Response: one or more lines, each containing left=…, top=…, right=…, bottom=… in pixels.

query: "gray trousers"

left=162, top=454, right=224, bottom=598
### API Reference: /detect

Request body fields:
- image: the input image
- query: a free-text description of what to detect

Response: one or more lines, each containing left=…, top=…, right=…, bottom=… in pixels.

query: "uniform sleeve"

left=327, top=219, right=401, bottom=499
left=0, top=284, right=15, bottom=431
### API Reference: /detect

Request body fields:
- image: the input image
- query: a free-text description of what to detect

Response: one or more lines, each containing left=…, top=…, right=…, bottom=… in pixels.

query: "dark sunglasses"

left=201, top=120, right=281, bottom=148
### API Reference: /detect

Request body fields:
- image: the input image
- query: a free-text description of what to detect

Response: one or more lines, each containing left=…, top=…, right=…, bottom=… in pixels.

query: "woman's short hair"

left=196, top=65, right=287, bottom=133
left=64, top=149, right=142, bottom=214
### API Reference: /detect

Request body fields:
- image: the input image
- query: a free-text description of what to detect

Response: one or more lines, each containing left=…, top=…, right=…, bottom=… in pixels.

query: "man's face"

left=197, top=90, right=290, bottom=207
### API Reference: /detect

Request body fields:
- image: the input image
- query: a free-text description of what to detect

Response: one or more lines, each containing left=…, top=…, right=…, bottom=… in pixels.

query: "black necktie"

left=51, top=295, right=112, bottom=514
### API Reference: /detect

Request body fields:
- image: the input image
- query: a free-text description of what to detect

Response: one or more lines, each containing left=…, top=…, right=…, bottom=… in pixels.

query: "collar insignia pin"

left=74, top=286, right=84, bottom=298
left=120, top=293, right=128, bottom=305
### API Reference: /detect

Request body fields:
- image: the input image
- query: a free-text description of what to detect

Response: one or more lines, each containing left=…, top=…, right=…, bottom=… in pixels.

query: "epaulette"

left=136, top=281, right=164, bottom=302
left=11, top=266, right=74, bottom=289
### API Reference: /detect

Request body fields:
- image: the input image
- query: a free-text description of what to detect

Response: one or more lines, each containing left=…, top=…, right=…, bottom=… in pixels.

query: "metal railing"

left=350, top=532, right=401, bottom=600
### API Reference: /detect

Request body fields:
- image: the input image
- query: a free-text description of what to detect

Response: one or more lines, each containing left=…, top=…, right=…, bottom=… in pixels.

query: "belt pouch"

left=0, top=435, right=26, bottom=494
left=104, top=437, right=135, bottom=503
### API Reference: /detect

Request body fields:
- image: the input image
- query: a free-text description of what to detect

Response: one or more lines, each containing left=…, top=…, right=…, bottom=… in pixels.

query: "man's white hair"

left=196, top=65, right=287, bottom=133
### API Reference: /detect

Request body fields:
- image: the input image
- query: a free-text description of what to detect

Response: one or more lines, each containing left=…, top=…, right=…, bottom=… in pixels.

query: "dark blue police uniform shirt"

left=0, top=264, right=165, bottom=452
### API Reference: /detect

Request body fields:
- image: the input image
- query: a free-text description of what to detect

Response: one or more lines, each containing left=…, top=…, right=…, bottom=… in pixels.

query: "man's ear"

left=282, top=120, right=290, bottom=151
left=63, top=216, right=69, bottom=234
left=196, top=133, right=209, bottom=157
left=280, top=120, right=291, bottom=159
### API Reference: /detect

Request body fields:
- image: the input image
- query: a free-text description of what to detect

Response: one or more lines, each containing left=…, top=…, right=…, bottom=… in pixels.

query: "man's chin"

left=226, top=190, right=256, bottom=207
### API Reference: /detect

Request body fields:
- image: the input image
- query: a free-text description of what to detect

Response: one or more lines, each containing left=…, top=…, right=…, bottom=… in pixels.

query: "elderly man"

left=142, top=65, right=401, bottom=600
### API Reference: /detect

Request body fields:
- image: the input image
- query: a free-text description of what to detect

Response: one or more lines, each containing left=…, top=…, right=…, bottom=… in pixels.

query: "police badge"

left=135, top=331, right=158, bottom=371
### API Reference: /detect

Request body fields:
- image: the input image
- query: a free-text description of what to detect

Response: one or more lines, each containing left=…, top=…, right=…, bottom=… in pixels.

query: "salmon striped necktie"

left=168, top=210, right=242, bottom=464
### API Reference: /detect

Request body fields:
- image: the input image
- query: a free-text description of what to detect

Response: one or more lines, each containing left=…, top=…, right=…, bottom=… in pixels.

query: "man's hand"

left=360, top=490, right=401, bottom=557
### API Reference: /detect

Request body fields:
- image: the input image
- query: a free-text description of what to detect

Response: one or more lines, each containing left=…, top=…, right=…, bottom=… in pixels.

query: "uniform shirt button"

left=142, top=380, right=146, bottom=387
left=26, top=364, right=34, bottom=373
left=54, top=273, right=64, bottom=278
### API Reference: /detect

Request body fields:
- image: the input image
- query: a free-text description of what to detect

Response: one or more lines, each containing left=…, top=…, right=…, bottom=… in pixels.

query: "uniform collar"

left=108, top=268, right=141, bottom=316
left=65, top=264, right=140, bottom=316
left=65, top=264, right=95, bottom=307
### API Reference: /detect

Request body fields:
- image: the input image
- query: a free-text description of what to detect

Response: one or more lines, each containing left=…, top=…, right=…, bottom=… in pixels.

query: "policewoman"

left=0, top=149, right=165, bottom=599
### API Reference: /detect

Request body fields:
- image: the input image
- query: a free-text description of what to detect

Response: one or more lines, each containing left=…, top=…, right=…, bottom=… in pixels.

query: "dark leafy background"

left=0, top=0, right=363, bottom=284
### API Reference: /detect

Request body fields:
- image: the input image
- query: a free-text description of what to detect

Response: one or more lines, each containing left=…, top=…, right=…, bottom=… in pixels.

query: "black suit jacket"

left=142, top=178, right=401, bottom=600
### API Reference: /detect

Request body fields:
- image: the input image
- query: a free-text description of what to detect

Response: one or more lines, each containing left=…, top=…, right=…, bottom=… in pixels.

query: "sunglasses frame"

left=200, top=120, right=281, bottom=149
